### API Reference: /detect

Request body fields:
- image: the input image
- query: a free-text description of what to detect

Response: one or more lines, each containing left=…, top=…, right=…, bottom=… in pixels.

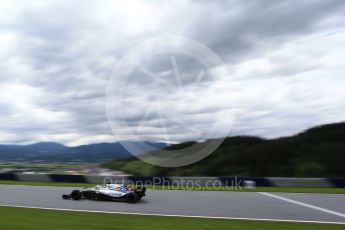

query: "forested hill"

left=0, top=142, right=167, bottom=162
left=103, top=122, right=345, bottom=177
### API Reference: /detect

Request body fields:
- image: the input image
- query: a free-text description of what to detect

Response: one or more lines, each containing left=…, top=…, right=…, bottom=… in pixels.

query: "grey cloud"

left=0, top=0, right=344, bottom=145
left=186, top=0, right=345, bottom=62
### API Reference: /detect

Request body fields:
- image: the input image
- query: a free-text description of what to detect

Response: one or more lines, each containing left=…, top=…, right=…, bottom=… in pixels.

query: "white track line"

left=259, top=192, right=345, bottom=219
left=0, top=204, right=344, bottom=225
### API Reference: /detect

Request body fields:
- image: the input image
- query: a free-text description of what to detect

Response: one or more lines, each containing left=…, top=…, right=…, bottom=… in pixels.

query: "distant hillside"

left=0, top=142, right=167, bottom=162
left=103, top=122, right=345, bottom=177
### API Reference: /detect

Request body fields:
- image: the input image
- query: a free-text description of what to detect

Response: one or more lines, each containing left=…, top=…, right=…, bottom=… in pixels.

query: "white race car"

left=62, top=184, right=146, bottom=203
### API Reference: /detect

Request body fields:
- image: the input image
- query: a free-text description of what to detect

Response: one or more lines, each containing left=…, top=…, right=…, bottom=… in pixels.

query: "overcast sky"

left=0, top=0, right=345, bottom=146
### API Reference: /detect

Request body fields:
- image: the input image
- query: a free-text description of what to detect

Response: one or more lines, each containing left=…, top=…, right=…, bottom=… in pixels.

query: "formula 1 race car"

left=62, top=184, right=146, bottom=203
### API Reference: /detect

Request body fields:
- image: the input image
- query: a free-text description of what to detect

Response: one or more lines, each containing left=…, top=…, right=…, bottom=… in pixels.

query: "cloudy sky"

left=0, top=0, right=345, bottom=146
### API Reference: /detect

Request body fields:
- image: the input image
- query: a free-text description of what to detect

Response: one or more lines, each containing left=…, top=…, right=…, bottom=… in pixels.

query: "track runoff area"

left=0, top=185, right=344, bottom=225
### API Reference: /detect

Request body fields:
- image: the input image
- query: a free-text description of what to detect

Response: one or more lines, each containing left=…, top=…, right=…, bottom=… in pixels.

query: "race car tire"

left=135, top=186, right=146, bottom=199
left=127, top=192, right=139, bottom=203
left=71, top=190, right=82, bottom=200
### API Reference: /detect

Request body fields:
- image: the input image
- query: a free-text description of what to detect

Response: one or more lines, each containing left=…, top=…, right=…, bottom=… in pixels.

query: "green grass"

left=0, top=162, right=89, bottom=174
left=0, top=180, right=345, bottom=194
left=0, top=206, right=343, bottom=230
left=0, top=180, right=97, bottom=187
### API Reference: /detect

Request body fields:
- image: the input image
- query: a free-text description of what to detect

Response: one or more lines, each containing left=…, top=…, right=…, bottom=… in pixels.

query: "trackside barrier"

left=0, top=173, right=344, bottom=188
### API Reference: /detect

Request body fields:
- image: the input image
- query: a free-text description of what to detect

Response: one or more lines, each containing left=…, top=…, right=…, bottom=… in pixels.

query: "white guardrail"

left=0, top=173, right=344, bottom=188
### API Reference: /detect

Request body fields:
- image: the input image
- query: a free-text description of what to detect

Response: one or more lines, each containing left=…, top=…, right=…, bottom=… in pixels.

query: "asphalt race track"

left=0, top=185, right=344, bottom=224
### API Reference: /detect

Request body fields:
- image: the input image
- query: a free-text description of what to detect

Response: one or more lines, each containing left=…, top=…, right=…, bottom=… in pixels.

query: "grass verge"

left=0, top=206, right=343, bottom=230
left=0, top=180, right=344, bottom=194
